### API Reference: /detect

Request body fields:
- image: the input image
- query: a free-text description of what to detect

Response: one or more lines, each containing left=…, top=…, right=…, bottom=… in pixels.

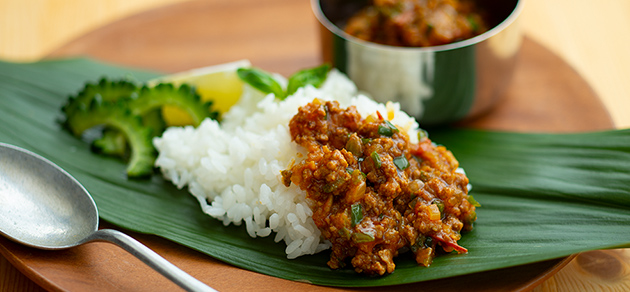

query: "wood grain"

left=48, top=0, right=614, bottom=134
left=3, top=0, right=630, bottom=128
left=0, top=0, right=627, bottom=291
left=0, top=222, right=573, bottom=292
left=519, top=0, right=630, bottom=129
left=0, top=0, right=190, bottom=62
left=460, top=38, right=613, bottom=133
left=48, top=0, right=320, bottom=77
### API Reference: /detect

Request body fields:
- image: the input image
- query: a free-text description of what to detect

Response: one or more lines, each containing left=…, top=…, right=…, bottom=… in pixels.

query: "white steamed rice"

left=153, top=70, right=421, bottom=259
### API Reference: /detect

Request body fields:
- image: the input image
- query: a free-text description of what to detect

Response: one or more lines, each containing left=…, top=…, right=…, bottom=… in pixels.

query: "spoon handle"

left=87, top=229, right=217, bottom=292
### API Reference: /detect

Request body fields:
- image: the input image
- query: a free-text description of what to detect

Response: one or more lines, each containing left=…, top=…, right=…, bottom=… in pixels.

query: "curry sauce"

left=282, top=99, right=477, bottom=275
left=344, top=0, right=488, bottom=47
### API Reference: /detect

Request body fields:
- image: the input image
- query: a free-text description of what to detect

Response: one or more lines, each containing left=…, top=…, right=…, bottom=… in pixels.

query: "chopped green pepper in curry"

left=282, top=99, right=477, bottom=275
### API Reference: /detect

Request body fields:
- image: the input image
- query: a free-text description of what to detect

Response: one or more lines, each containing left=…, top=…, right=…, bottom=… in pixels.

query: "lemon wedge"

left=150, top=59, right=251, bottom=126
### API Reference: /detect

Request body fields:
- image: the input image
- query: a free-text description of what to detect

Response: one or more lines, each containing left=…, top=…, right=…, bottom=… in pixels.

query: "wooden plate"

left=2, top=0, right=613, bottom=291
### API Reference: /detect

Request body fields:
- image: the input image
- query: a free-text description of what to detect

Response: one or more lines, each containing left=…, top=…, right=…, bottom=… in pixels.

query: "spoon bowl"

left=0, top=143, right=98, bottom=250
left=0, top=143, right=215, bottom=292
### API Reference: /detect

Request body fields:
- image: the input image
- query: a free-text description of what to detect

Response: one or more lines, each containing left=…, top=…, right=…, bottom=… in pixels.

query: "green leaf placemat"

left=1, top=58, right=629, bottom=287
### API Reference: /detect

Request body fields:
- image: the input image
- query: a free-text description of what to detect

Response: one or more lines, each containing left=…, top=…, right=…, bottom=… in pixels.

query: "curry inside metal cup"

left=312, top=0, right=524, bottom=126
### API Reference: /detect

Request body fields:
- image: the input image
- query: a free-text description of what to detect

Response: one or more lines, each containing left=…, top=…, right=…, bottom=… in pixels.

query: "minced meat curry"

left=344, top=0, right=488, bottom=47
left=281, top=99, right=477, bottom=275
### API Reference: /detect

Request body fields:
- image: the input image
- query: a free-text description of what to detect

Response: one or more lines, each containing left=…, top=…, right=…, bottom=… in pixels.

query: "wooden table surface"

left=1, top=0, right=629, bottom=291
left=1, top=0, right=629, bottom=129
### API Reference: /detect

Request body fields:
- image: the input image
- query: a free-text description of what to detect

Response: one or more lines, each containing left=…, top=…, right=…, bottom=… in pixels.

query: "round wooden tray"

left=47, top=0, right=613, bottom=133
left=2, top=0, right=616, bottom=291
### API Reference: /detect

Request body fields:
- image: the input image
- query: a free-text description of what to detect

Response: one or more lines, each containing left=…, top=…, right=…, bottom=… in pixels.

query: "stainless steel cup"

left=312, top=0, right=524, bottom=125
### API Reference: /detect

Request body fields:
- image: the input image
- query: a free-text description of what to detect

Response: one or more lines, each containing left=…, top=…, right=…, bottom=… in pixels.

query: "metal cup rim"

left=311, top=0, right=525, bottom=53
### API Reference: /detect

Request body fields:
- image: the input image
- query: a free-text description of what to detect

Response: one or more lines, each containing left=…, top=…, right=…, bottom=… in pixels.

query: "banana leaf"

left=1, top=58, right=629, bottom=287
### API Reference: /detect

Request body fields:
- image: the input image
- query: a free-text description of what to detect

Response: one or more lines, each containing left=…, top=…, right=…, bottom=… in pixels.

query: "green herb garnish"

left=237, top=64, right=330, bottom=100
left=286, top=64, right=330, bottom=96
left=236, top=67, right=285, bottom=99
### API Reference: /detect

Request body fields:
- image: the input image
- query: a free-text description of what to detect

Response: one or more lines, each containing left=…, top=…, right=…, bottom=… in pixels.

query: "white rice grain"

left=269, top=213, right=280, bottom=230
left=256, top=227, right=272, bottom=237
left=285, top=239, right=303, bottom=256
left=153, top=69, right=421, bottom=258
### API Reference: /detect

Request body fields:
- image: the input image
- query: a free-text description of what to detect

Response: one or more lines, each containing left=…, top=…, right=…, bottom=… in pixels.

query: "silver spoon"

left=0, top=143, right=216, bottom=292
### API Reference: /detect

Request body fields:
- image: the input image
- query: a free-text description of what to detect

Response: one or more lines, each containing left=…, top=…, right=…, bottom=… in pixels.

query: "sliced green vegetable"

left=378, top=120, right=399, bottom=137
left=393, top=155, right=409, bottom=170
left=60, top=78, right=218, bottom=178
left=385, top=120, right=399, bottom=132
left=378, top=125, right=394, bottom=137
left=61, top=78, right=139, bottom=155
left=64, top=98, right=155, bottom=178
left=138, top=110, right=167, bottom=138
left=91, top=128, right=127, bottom=156
left=371, top=151, right=382, bottom=168
left=424, top=236, right=434, bottom=248
left=129, top=83, right=217, bottom=127
left=61, top=78, right=137, bottom=118
left=351, top=203, right=363, bottom=227
left=338, top=227, right=351, bottom=240
left=412, top=235, right=435, bottom=253
left=352, top=231, right=375, bottom=243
